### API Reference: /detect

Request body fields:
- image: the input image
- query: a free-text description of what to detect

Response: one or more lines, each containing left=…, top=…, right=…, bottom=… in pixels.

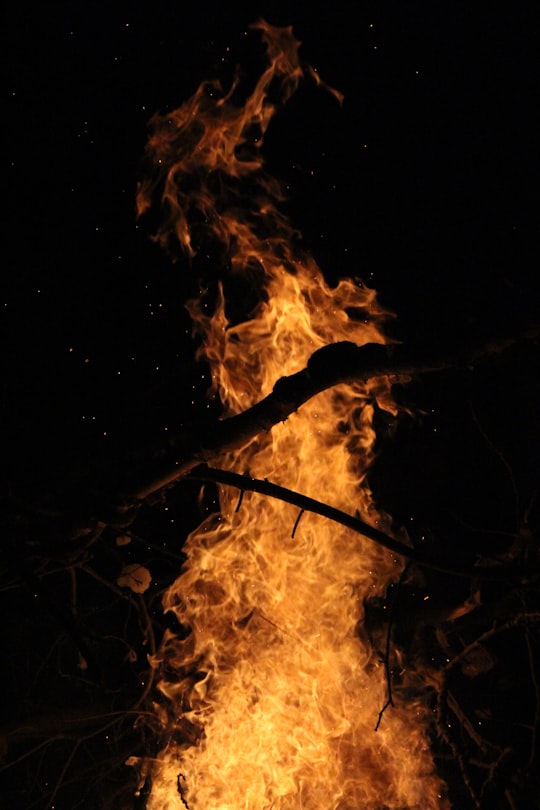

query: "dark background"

left=3, top=2, right=539, bottom=808
left=5, top=0, right=538, bottom=483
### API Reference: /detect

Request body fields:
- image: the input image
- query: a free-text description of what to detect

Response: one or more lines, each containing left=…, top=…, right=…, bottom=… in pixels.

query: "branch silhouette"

left=185, top=465, right=536, bottom=582
left=120, top=329, right=538, bottom=506
left=11, top=330, right=538, bottom=552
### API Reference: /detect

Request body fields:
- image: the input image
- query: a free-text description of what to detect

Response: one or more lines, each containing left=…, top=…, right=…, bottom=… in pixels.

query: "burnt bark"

left=113, top=328, right=539, bottom=514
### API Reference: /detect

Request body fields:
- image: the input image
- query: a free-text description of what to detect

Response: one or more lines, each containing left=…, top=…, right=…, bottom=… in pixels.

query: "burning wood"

left=133, top=19, right=448, bottom=809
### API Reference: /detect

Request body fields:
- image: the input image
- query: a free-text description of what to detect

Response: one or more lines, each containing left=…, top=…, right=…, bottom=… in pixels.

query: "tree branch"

left=118, top=330, right=538, bottom=509
left=185, top=466, right=537, bottom=582
left=11, top=330, right=537, bottom=551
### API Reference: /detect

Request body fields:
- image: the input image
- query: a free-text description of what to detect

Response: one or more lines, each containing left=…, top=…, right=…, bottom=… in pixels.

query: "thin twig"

left=444, top=612, right=540, bottom=673
left=235, top=488, right=244, bottom=512
left=437, top=686, right=481, bottom=808
left=446, top=691, right=499, bottom=754
left=78, top=563, right=128, bottom=598
left=133, top=594, right=157, bottom=709
left=291, top=509, right=304, bottom=538
left=375, top=563, right=411, bottom=731
left=519, top=593, right=540, bottom=769
left=69, top=566, right=78, bottom=618
left=177, top=772, right=190, bottom=808
left=187, top=465, right=535, bottom=582
left=0, top=735, right=69, bottom=774
left=468, top=396, right=520, bottom=532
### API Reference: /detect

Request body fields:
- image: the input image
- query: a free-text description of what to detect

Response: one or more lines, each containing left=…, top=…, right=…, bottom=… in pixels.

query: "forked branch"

left=121, top=331, right=538, bottom=507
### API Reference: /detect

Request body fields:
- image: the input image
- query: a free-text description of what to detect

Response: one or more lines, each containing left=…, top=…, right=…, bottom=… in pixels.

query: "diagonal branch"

left=119, top=331, right=538, bottom=508
left=14, top=331, right=536, bottom=547
left=185, top=465, right=536, bottom=582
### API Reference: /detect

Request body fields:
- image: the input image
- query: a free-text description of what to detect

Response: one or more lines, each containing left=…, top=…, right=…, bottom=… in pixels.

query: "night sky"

left=4, top=2, right=539, bottom=808
left=6, top=1, right=538, bottom=483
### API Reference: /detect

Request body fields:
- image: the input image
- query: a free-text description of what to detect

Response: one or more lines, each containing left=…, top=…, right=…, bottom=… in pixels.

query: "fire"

left=135, top=20, right=448, bottom=809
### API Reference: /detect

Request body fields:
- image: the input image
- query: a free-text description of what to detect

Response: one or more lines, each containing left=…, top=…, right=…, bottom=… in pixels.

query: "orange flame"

left=136, top=20, right=448, bottom=809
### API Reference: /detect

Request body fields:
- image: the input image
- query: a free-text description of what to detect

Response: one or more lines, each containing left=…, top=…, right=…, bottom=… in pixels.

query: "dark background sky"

left=5, top=0, right=538, bottom=488
left=3, top=3, right=539, bottom=808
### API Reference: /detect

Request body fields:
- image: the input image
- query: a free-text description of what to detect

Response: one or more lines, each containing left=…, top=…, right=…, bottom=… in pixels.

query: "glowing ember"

left=135, top=20, right=448, bottom=809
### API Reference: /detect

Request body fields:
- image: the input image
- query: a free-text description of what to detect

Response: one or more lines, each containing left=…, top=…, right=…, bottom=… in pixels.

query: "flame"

left=136, top=20, right=448, bottom=809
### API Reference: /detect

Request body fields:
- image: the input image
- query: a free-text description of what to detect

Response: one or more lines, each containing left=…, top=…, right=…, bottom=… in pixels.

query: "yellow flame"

left=137, top=20, right=448, bottom=809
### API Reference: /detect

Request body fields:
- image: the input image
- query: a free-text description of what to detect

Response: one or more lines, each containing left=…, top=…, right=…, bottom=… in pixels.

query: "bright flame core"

left=137, top=20, right=447, bottom=810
